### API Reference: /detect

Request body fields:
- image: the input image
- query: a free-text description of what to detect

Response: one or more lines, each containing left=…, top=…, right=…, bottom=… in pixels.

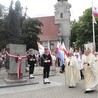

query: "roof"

left=34, top=16, right=59, bottom=41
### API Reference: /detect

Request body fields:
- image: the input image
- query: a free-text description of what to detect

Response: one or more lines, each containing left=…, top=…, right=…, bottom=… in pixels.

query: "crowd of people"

left=65, top=49, right=98, bottom=93
left=0, top=47, right=98, bottom=93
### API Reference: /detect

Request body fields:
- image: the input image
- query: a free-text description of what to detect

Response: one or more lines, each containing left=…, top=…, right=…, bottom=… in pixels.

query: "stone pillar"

left=6, top=44, right=26, bottom=80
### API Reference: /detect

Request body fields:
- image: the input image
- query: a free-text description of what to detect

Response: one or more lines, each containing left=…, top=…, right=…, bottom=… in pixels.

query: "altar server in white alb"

left=83, top=49, right=98, bottom=93
left=65, top=52, right=81, bottom=88
left=77, top=51, right=84, bottom=79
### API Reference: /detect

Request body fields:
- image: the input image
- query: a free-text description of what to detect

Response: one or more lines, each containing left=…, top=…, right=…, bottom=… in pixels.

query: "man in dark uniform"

left=28, top=49, right=37, bottom=79
left=42, top=48, right=52, bottom=84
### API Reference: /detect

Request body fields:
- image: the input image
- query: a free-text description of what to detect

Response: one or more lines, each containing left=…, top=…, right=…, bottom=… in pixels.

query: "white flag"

left=37, top=42, right=44, bottom=56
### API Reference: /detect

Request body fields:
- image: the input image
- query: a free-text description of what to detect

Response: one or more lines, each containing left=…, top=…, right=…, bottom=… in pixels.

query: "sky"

left=0, top=0, right=98, bottom=21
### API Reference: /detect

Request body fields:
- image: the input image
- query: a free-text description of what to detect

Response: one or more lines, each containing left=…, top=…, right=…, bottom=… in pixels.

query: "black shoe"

left=85, top=90, right=95, bottom=93
left=69, top=86, right=76, bottom=88
left=85, top=91, right=90, bottom=93
left=47, top=82, right=50, bottom=84
left=44, top=82, right=47, bottom=84
left=81, top=77, right=84, bottom=79
left=60, top=71, right=63, bottom=73
left=29, top=77, right=34, bottom=79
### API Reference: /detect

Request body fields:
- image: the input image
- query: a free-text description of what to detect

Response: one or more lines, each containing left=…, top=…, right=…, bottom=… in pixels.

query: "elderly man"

left=83, top=49, right=98, bottom=93
left=65, top=52, right=81, bottom=88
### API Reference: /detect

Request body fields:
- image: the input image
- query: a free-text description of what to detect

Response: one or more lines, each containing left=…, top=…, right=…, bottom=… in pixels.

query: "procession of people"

left=0, top=46, right=98, bottom=94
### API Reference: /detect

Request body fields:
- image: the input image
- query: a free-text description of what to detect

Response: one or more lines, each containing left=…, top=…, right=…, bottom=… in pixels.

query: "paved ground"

left=0, top=66, right=98, bottom=98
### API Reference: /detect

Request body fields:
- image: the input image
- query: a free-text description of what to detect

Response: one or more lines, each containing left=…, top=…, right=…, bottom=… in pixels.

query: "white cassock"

left=83, top=53, right=98, bottom=91
left=65, top=56, right=81, bottom=87
left=77, top=54, right=85, bottom=70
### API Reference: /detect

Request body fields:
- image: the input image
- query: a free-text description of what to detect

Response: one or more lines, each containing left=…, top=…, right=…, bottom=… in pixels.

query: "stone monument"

left=7, top=0, right=24, bottom=44
left=54, top=0, right=71, bottom=51
left=5, top=0, right=26, bottom=80
left=6, top=44, right=26, bottom=80
left=0, top=1, right=39, bottom=87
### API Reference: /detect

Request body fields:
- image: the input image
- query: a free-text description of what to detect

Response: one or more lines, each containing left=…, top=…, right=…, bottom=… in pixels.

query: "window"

left=60, top=13, right=63, bottom=18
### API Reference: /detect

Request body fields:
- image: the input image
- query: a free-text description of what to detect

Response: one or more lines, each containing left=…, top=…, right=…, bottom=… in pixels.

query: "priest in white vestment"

left=83, top=50, right=98, bottom=93
left=65, top=53, right=81, bottom=88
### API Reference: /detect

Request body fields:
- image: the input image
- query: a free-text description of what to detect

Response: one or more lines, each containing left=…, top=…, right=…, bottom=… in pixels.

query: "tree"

left=0, top=4, right=7, bottom=49
left=0, top=4, right=6, bottom=18
left=0, top=1, right=43, bottom=50
left=71, top=8, right=98, bottom=51
left=21, top=18, right=43, bottom=50
left=70, top=20, right=79, bottom=47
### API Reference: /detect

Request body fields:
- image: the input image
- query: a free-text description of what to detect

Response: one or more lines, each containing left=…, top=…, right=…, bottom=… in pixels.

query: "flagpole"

left=92, top=2, right=96, bottom=51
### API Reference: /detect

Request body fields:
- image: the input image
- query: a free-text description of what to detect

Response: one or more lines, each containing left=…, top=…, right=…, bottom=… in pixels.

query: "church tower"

left=54, top=0, right=71, bottom=51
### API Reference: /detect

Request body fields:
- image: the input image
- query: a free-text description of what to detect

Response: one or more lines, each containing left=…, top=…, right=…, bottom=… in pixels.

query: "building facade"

left=35, top=16, right=59, bottom=51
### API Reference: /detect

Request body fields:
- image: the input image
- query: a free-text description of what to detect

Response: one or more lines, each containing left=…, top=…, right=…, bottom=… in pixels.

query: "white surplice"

left=83, top=53, right=98, bottom=91
left=65, top=56, right=81, bottom=87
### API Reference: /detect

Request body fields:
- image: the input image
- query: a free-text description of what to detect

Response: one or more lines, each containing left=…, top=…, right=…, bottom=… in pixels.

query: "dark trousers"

left=80, top=70, right=84, bottom=79
left=62, top=64, right=65, bottom=72
left=43, top=65, right=50, bottom=79
left=29, top=64, right=35, bottom=74
left=60, top=64, right=65, bottom=73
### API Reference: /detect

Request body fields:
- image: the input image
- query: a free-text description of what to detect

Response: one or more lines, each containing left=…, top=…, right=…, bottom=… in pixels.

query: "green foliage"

left=70, top=20, right=79, bottom=47
left=0, top=2, right=43, bottom=51
left=71, top=8, right=98, bottom=51
left=21, top=18, right=43, bottom=50
left=0, top=19, right=7, bottom=48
